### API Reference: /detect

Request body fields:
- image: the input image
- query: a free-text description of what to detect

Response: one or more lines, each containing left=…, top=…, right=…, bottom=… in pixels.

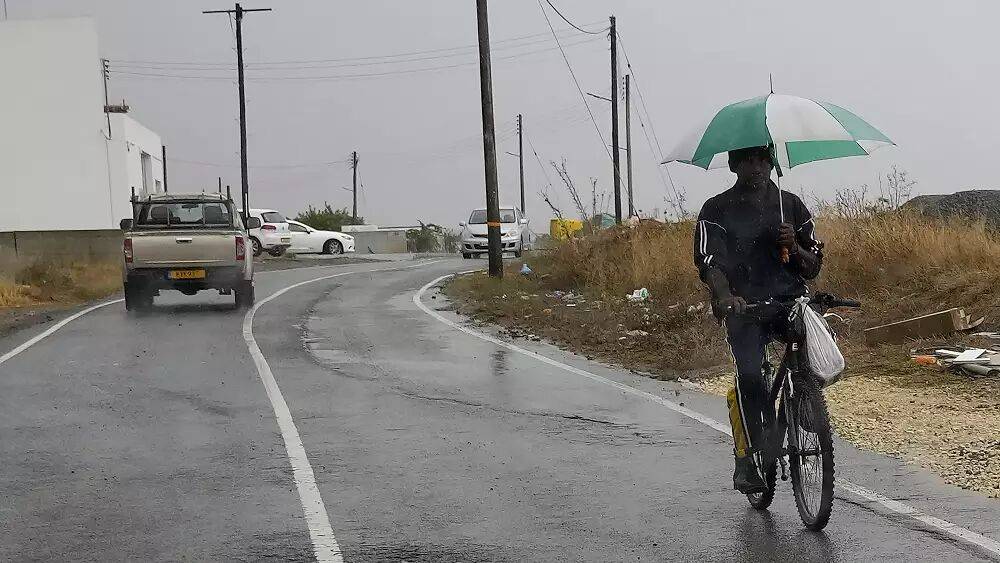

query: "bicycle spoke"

left=796, top=397, right=825, bottom=517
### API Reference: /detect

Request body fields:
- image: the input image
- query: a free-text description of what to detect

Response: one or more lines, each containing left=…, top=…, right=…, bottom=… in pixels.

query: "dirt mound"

left=904, top=190, right=1000, bottom=226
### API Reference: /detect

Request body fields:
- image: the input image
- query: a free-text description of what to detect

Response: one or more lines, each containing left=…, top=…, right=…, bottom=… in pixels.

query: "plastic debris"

left=627, top=288, right=650, bottom=302
left=625, top=329, right=649, bottom=337
left=910, top=345, right=1000, bottom=378
left=520, top=263, right=533, bottom=275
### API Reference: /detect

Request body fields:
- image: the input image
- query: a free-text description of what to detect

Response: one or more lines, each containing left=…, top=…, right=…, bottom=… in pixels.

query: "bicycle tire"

left=787, top=374, right=835, bottom=530
left=748, top=352, right=781, bottom=510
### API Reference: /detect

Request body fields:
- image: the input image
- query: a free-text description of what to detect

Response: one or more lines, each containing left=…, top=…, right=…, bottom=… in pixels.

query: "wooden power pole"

left=203, top=3, right=271, bottom=219
left=517, top=114, right=525, bottom=215
left=609, top=15, right=622, bottom=224
left=351, top=151, right=359, bottom=222
left=476, top=0, right=503, bottom=278
left=625, top=74, right=634, bottom=218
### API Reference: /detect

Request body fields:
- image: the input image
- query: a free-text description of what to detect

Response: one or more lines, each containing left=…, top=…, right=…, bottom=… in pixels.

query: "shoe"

left=733, top=456, right=768, bottom=494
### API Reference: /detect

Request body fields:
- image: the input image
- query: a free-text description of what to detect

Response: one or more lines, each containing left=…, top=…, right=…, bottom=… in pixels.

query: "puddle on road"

left=490, top=348, right=508, bottom=376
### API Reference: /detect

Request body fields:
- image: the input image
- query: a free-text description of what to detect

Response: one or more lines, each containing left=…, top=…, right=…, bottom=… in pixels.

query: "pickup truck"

left=119, top=192, right=261, bottom=312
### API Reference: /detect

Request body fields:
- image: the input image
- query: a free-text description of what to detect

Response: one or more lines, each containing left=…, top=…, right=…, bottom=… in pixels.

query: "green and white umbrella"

left=663, top=93, right=894, bottom=171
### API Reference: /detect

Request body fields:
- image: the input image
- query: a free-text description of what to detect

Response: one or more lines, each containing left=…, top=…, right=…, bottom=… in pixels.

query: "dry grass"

left=0, top=259, right=120, bottom=308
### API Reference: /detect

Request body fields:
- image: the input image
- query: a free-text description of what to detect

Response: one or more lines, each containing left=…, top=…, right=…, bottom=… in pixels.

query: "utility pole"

left=161, top=145, right=168, bottom=193
left=476, top=0, right=502, bottom=278
left=517, top=114, right=525, bottom=215
left=101, top=58, right=111, bottom=138
left=625, top=74, right=634, bottom=218
left=351, top=151, right=358, bottom=222
left=609, top=15, right=622, bottom=224
left=203, top=3, right=271, bottom=221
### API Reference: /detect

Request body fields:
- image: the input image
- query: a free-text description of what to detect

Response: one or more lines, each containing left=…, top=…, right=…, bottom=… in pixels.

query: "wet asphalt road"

left=1, top=258, right=999, bottom=562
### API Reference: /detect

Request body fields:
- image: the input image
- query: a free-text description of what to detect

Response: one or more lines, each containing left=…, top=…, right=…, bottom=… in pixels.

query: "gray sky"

left=13, top=0, right=1000, bottom=227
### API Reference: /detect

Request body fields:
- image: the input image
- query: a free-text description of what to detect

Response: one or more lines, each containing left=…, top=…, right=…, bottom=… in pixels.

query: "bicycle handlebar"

left=735, top=293, right=861, bottom=315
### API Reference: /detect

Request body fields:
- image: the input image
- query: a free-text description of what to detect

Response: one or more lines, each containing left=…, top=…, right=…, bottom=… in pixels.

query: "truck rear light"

left=261, top=224, right=276, bottom=231
left=123, top=238, right=133, bottom=263
left=236, top=236, right=246, bottom=261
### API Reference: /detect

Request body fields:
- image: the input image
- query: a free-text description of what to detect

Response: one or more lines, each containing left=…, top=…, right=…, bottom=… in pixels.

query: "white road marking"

left=0, top=299, right=124, bottom=367
left=244, top=260, right=443, bottom=563
left=414, top=273, right=1000, bottom=559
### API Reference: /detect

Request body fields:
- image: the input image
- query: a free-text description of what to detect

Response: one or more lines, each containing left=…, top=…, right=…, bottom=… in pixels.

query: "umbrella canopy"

left=663, top=94, right=894, bottom=171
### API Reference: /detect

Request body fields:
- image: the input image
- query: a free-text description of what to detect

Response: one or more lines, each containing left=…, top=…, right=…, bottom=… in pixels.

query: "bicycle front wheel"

left=786, top=374, right=835, bottom=530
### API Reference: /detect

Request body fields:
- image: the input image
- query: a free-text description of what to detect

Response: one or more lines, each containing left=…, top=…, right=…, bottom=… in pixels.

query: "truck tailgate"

left=131, top=230, right=240, bottom=268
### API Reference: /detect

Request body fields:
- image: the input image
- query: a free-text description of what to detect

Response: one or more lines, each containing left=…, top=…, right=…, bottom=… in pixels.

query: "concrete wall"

left=349, top=231, right=408, bottom=254
left=0, top=18, right=112, bottom=232
left=108, top=113, right=163, bottom=224
left=0, top=18, right=162, bottom=232
left=0, top=230, right=123, bottom=266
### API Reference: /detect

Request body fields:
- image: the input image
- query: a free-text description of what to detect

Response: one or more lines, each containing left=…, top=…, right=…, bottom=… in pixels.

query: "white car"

left=459, top=206, right=528, bottom=259
left=286, top=220, right=356, bottom=255
left=241, top=208, right=291, bottom=257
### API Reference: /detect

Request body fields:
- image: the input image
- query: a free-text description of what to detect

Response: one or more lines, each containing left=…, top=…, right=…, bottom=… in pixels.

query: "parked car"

left=286, top=220, right=356, bottom=254
left=120, top=192, right=258, bottom=311
left=241, top=208, right=291, bottom=257
left=459, top=206, right=528, bottom=259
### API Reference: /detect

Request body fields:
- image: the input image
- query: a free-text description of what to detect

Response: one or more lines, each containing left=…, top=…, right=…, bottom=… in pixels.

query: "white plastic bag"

left=795, top=297, right=846, bottom=386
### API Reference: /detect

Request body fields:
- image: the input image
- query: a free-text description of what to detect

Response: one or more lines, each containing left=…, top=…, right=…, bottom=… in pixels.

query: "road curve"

left=1, top=258, right=998, bottom=562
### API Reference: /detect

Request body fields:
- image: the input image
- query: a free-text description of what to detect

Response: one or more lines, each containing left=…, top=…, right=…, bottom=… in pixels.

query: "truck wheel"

left=250, top=237, right=263, bottom=257
left=462, top=252, right=471, bottom=259
left=235, top=282, right=255, bottom=309
left=125, top=281, right=152, bottom=313
left=323, top=240, right=343, bottom=255
left=124, top=283, right=138, bottom=312
left=267, top=246, right=286, bottom=257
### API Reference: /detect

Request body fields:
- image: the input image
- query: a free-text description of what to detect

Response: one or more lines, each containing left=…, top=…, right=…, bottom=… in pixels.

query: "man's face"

left=734, top=151, right=773, bottom=190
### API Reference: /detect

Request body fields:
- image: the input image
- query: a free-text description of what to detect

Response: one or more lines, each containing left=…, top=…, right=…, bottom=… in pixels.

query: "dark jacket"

left=694, top=181, right=822, bottom=301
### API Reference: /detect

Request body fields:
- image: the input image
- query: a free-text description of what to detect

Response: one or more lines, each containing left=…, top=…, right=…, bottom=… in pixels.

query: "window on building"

left=141, top=152, right=153, bottom=194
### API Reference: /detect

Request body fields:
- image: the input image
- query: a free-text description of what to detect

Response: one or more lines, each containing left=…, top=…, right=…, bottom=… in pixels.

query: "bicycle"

left=735, top=292, right=860, bottom=531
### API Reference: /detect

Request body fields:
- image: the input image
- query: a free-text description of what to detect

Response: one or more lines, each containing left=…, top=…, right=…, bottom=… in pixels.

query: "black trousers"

left=725, top=308, right=787, bottom=455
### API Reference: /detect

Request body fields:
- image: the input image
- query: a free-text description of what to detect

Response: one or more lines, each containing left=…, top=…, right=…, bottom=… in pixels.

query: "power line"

left=615, top=29, right=683, bottom=211
left=543, top=0, right=608, bottom=35
left=108, top=23, right=605, bottom=68
left=113, top=35, right=604, bottom=82
left=170, top=156, right=352, bottom=169
left=525, top=133, right=555, bottom=193
left=536, top=0, right=616, bottom=175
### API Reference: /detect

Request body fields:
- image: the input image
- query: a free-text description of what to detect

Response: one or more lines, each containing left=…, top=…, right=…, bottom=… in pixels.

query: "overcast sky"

left=12, top=1, right=1000, bottom=228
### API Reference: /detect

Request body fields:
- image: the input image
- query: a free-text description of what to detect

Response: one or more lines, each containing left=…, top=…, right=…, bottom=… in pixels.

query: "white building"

left=0, top=17, right=163, bottom=234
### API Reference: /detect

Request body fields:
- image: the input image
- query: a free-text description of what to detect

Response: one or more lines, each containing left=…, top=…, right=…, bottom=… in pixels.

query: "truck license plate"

left=168, top=269, right=206, bottom=280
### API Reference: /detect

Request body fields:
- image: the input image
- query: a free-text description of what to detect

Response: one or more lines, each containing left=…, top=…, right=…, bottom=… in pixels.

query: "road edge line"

left=0, top=299, right=124, bottom=368
left=244, top=259, right=443, bottom=563
left=413, top=272, right=1000, bottom=559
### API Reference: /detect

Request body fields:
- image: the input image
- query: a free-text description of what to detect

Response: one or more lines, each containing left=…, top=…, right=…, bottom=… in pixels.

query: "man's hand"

left=777, top=222, right=798, bottom=255
left=712, top=293, right=747, bottom=320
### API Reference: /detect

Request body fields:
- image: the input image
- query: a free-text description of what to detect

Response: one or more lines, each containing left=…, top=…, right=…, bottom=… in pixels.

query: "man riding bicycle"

left=693, top=145, right=823, bottom=494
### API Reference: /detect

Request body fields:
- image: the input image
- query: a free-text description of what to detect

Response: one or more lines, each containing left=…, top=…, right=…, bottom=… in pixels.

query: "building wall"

left=0, top=18, right=112, bottom=232
left=108, top=113, right=163, bottom=224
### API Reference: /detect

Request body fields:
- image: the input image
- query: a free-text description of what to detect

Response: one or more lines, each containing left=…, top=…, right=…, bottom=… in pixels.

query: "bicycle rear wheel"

left=787, top=374, right=835, bottom=530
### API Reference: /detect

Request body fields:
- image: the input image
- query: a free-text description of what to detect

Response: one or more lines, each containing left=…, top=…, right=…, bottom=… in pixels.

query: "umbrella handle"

left=776, top=166, right=790, bottom=264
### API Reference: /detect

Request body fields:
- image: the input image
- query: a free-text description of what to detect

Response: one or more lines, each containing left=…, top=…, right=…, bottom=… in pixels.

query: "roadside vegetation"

left=0, top=258, right=120, bottom=308
left=445, top=209, right=1000, bottom=498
